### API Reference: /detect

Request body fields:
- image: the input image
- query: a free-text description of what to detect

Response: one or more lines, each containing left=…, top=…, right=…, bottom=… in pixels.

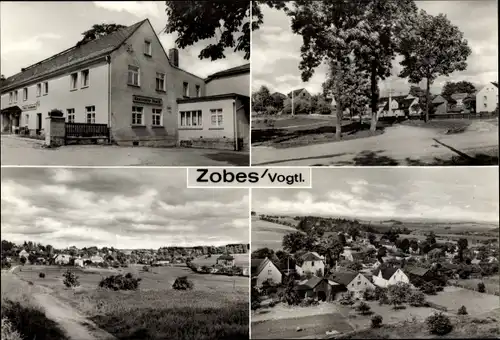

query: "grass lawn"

left=452, top=275, right=499, bottom=295
left=252, top=312, right=353, bottom=339
left=339, top=315, right=500, bottom=339
left=252, top=115, right=336, bottom=130
left=425, top=286, right=499, bottom=315
left=14, top=265, right=249, bottom=340
left=402, top=119, right=473, bottom=132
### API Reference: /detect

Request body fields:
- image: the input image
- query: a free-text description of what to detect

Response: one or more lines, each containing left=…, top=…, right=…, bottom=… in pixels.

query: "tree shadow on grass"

left=350, top=150, right=400, bottom=166
left=405, top=153, right=498, bottom=166
left=203, top=152, right=250, bottom=166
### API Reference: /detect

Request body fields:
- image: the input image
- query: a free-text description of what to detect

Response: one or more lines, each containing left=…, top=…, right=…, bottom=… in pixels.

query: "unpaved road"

left=33, top=293, right=115, bottom=340
left=251, top=121, right=498, bottom=166
left=1, top=134, right=249, bottom=166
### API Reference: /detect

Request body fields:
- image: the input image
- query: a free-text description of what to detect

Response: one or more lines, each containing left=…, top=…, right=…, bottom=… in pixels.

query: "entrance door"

left=318, top=291, right=327, bottom=302
left=36, top=113, right=42, bottom=134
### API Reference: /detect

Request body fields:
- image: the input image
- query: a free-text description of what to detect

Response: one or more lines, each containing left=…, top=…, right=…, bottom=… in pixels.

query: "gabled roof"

left=205, top=64, right=250, bottom=83
left=251, top=257, right=279, bottom=276
left=271, top=92, right=287, bottom=99
left=374, top=267, right=399, bottom=280
left=294, top=276, right=323, bottom=291
left=1, top=20, right=147, bottom=92
left=287, top=88, right=308, bottom=98
left=328, top=271, right=358, bottom=286
left=302, top=252, right=323, bottom=261
left=405, top=266, right=430, bottom=276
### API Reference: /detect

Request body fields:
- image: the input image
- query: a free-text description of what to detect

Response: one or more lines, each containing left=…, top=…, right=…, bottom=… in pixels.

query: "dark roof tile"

left=2, top=20, right=146, bottom=92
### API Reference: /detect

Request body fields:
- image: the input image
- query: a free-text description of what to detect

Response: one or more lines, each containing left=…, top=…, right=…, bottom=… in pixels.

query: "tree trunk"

left=336, top=101, right=342, bottom=140
left=424, top=77, right=432, bottom=122
left=369, top=62, right=378, bottom=133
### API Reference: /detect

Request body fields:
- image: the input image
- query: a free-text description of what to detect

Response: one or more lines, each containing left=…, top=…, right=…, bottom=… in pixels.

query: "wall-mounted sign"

left=22, top=100, right=40, bottom=111
left=132, top=95, right=162, bottom=106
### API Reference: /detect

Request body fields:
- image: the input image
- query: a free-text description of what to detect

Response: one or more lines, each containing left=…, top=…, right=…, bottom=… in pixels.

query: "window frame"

left=85, top=106, right=95, bottom=124
left=144, top=40, right=152, bottom=56
left=67, top=108, right=75, bottom=123
left=182, top=82, right=189, bottom=97
left=9, top=92, right=12, bottom=104
left=81, top=69, right=90, bottom=88
left=43, top=82, right=49, bottom=95
left=132, top=106, right=144, bottom=126
left=179, top=110, right=202, bottom=128
left=128, top=65, right=140, bottom=86
left=195, top=85, right=201, bottom=97
left=210, top=108, right=223, bottom=127
left=36, top=83, right=41, bottom=97
left=70, top=73, right=78, bottom=90
left=14, top=91, right=18, bottom=102
left=22, top=88, right=28, bottom=101
left=152, top=108, right=162, bottom=127
left=155, top=72, right=165, bottom=92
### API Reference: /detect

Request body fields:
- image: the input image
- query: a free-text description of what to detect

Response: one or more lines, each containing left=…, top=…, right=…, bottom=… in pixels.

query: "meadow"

left=10, top=264, right=249, bottom=340
left=191, top=253, right=249, bottom=269
left=251, top=217, right=299, bottom=251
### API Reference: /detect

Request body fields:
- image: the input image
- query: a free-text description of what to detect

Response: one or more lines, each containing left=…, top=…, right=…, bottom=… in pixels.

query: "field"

left=340, top=315, right=500, bottom=339
left=251, top=301, right=441, bottom=339
left=191, top=253, right=249, bottom=268
left=251, top=217, right=300, bottom=251
left=7, top=265, right=249, bottom=340
left=451, top=275, right=499, bottom=295
left=425, top=286, right=499, bottom=315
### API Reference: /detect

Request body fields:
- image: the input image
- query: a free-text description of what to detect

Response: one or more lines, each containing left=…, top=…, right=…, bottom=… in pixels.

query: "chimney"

left=168, top=48, right=179, bottom=67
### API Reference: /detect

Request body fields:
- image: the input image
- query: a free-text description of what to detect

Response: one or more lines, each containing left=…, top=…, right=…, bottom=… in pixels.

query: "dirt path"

left=33, top=293, right=116, bottom=340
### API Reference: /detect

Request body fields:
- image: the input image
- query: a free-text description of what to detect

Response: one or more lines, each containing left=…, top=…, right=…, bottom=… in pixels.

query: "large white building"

left=0, top=19, right=249, bottom=150
left=476, top=82, right=498, bottom=113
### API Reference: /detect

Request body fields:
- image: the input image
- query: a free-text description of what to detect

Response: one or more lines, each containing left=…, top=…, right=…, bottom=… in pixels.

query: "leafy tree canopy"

left=76, top=23, right=126, bottom=47
left=164, top=1, right=288, bottom=60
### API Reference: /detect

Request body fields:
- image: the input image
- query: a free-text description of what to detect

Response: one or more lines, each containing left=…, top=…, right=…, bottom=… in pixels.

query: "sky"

left=252, top=167, right=499, bottom=224
left=1, top=168, right=249, bottom=249
left=0, top=1, right=247, bottom=79
left=252, top=0, right=498, bottom=97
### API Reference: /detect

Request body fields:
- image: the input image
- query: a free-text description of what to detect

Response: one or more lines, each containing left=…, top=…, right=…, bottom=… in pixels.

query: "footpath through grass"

left=1, top=273, right=67, bottom=340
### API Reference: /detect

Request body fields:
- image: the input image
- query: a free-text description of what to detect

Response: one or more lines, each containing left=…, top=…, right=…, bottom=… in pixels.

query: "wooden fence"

left=65, top=122, right=109, bottom=138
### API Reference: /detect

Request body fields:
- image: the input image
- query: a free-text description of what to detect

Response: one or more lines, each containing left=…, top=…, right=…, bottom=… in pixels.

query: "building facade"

left=177, top=64, right=250, bottom=150
left=1, top=19, right=248, bottom=151
left=476, top=82, right=498, bottom=113
left=252, top=257, right=282, bottom=287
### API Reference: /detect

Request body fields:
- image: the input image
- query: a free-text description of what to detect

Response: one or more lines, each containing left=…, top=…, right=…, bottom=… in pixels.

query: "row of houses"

left=268, top=82, right=498, bottom=117
left=0, top=19, right=250, bottom=151
left=252, top=239, right=498, bottom=302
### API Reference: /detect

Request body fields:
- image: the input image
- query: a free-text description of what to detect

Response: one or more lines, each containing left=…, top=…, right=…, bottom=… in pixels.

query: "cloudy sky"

left=0, top=1, right=246, bottom=78
left=252, top=1, right=498, bottom=97
left=253, top=167, right=499, bottom=224
left=1, top=168, right=249, bottom=249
